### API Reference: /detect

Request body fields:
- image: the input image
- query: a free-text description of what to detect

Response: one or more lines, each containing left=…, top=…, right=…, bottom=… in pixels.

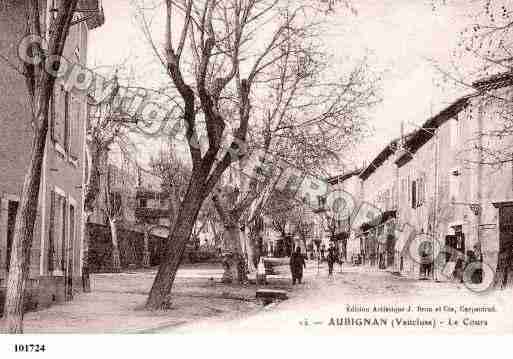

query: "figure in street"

left=290, top=247, right=306, bottom=285
left=327, top=243, right=337, bottom=277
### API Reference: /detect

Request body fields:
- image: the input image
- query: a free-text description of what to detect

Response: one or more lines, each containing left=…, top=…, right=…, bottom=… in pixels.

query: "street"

left=167, top=263, right=513, bottom=335
left=10, top=261, right=512, bottom=334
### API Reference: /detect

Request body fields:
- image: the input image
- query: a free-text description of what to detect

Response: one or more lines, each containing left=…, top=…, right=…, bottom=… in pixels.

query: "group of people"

left=289, top=242, right=342, bottom=285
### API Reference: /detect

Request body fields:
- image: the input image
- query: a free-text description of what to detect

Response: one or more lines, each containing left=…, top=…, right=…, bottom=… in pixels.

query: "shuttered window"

left=411, top=180, right=417, bottom=209
left=48, top=190, right=56, bottom=273
left=64, top=91, right=71, bottom=153
left=52, top=85, right=66, bottom=145
left=417, top=176, right=423, bottom=207
left=49, top=190, right=67, bottom=275
left=69, top=94, right=81, bottom=159
left=60, top=196, right=67, bottom=272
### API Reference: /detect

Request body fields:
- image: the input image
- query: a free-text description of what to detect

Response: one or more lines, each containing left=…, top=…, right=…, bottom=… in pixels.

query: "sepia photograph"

left=1, top=0, right=513, bottom=355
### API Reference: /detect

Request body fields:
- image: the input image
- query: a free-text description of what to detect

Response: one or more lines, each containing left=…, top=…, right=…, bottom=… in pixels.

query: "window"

left=52, top=85, right=65, bottom=146
left=411, top=180, right=417, bottom=208
left=68, top=203, right=75, bottom=276
left=407, top=176, right=411, bottom=204
left=64, top=91, right=71, bottom=152
left=69, top=93, right=81, bottom=161
left=450, top=174, right=459, bottom=201
left=417, top=175, right=426, bottom=207
left=317, top=196, right=326, bottom=210
left=49, top=189, right=66, bottom=275
left=60, top=194, right=67, bottom=272
left=50, top=90, right=55, bottom=139
left=48, top=191, right=56, bottom=273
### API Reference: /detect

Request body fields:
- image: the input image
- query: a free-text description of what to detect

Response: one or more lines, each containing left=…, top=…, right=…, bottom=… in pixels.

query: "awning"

left=360, top=210, right=397, bottom=231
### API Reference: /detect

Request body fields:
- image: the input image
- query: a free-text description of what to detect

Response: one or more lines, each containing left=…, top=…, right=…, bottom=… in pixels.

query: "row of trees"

left=133, top=0, right=380, bottom=309
left=3, top=0, right=377, bottom=332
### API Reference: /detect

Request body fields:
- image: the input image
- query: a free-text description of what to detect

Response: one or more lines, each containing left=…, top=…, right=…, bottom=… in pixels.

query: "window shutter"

left=70, top=94, right=81, bottom=159
left=64, top=91, right=71, bottom=152
left=411, top=180, right=417, bottom=209
left=49, top=91, right=55, bottom=140
left=48, top=190, right=56, bottom=273
left=416, top=177, right=421, bottom=207
left=421, top=174, right=426, bottom=205
left=52, top=85, right=65, bottom=144
left=61, top=196, right=67, bottom=272
left=407, top=176, right=411, bottom=204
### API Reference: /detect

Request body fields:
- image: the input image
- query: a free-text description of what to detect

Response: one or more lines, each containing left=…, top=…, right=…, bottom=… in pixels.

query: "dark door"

left=445, top=235, right=457, bottom=262
left=496, top=206, right=513, bottom=288
left=6, top=200, right=19, bottom=271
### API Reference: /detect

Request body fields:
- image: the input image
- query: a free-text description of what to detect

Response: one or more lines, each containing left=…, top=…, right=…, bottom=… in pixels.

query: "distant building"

left=87, top=150, right=171, bottom=271
left=0, top=1, right=104, bottom=310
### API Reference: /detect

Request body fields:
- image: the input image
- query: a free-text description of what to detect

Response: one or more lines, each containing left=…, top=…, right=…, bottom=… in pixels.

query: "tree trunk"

left=109, top=218, right=121, bottom=272
left=142, top=228, right=151, bottom=268
left=222, top=225, right=247, bottom=283
left=242, top=227, right=257, bottom=272
left=82, top=216, right=91, bottom=293
left=145, top=178, right=205, bottom=310
left=2, top=125, right=47, bottom=333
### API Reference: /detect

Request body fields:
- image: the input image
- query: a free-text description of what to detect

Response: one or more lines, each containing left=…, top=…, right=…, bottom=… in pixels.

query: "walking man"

left=290, top=247, right=306, bottom=285
left=327, top=243, right=337, bottom=277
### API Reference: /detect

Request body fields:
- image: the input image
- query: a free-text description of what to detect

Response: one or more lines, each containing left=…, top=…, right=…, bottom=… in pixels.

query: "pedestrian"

left=327, top=243, right=337, bottom=277
left=290, top=247, right=306, bottom=285
left=320, top=244, right=326, bottom=262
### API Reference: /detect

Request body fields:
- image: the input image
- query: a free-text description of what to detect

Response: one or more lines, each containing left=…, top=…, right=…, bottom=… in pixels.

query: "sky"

left=88, top=0, right=478, bottom=173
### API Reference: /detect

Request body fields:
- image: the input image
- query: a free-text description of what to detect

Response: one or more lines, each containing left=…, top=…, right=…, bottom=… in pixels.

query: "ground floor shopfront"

left=346, top=203, right=513, bottom=289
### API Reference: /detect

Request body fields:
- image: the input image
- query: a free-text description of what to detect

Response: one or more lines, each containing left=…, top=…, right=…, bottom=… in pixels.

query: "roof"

left=356, top=70, right=512, bottom=181
left=472, top=71, right=513, bottom=92
left=395, top=96, right=470, bottom=167
left=327, top=168, right=363, bottom=185
left=359, top=138, right=399, bottom=180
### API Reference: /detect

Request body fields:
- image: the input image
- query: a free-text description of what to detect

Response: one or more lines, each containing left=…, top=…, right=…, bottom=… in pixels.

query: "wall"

left=0, top=2, right=94, bottom=305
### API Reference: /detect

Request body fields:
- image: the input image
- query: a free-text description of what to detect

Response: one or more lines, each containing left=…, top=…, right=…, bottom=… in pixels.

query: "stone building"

left=324, top=169, right=363, bottom=262
left=0, top=1, right=104, bottom=311
left=332, top=71, right=513, bottom=286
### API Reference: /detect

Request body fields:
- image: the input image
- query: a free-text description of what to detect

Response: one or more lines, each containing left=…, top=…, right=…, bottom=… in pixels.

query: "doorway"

left=496, top=205, right=513, bottom=288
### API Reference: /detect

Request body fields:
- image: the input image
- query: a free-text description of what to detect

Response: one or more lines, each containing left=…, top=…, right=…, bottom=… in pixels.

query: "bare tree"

left=102, top=165, right=124, bottom=272
left=149, top=146, right=191, bottom=229
left=132, top=0, right=378, bottom=308
left=148, top=147, right=191, bottom=266
left=264, top=189, right=301, bottom=257
left=206, top=2, right=379, bottom=282
left=431, top=0, right=513, bottom=167
left=2, top=0, right=79, bottom=334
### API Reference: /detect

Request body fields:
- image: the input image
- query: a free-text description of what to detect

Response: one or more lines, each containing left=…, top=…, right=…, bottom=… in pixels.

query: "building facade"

left=333, top=72, right=513, bottom=286
left=0, top=1, right=104, bottom=310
